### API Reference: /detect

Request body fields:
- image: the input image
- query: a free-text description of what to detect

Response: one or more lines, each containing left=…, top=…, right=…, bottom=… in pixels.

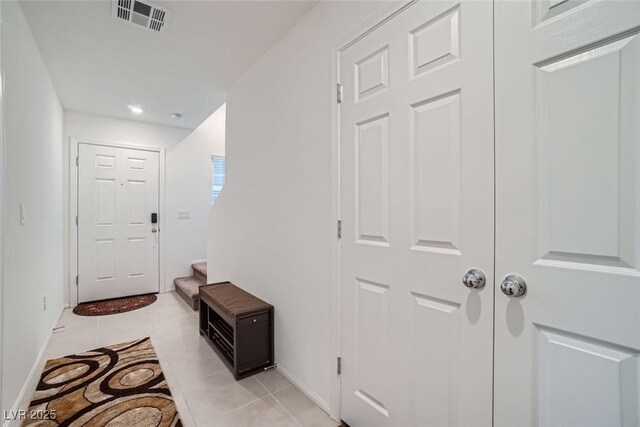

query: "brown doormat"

left=73, top=294, right=157, bottom=316
left=24, top=337, right=182, bottom=426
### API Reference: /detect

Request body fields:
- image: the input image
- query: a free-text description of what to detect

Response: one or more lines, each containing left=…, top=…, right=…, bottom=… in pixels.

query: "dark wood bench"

left=199, top=282, right=274, bottom=380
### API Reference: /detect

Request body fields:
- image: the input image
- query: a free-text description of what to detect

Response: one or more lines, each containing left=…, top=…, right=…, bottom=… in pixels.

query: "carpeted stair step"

left=174, top=277, right=202, bottom=311
left=192, top=262, right=207, bottom=285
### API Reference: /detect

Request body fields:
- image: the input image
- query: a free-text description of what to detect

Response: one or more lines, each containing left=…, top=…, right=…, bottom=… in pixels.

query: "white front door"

left=339, top=1, right=494, bottom=425
left=78, top=143, right=160, bottom=303
left=495, top=1, right=640, bottom=426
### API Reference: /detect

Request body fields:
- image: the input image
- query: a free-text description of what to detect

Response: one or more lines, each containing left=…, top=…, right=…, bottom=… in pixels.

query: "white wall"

left=207, top=1, right=389, bottom=411
left=63, top=111, right=192, bottom=303
left=166, top=104, right=225, bottom=286
left=1, top=1, right=64, bottom=414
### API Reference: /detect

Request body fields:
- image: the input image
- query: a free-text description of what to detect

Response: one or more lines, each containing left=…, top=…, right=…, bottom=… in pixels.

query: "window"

left=211, top=155, right=225, bottom=203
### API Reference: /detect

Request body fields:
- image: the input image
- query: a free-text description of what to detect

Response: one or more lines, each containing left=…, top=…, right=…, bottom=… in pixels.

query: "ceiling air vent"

left=112, top=0, right=171, bottom=33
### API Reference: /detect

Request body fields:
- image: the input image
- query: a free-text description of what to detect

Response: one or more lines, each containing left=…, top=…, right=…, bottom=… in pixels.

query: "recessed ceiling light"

left=171, top=113, right=183, bottom=120
left=128, top=105, right=143, bottom=114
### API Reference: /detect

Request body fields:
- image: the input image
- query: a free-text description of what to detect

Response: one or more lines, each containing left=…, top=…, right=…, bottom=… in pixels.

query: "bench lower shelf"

left=198, top=288, right=274, bottom=380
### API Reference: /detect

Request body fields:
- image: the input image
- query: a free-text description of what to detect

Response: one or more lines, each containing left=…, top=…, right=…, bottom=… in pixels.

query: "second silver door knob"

left=501, top=275, right=527, bottom=297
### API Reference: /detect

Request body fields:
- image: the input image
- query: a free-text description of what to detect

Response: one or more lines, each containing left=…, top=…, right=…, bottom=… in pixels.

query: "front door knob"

left=462, top=269, right=486, bottom=289
left=501, top=275, right=527, bottom=297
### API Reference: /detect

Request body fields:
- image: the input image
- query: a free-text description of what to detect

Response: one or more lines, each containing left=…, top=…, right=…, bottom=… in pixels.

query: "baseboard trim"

left=3, top=305, right=64, bottom=427
left=275, top=361, right=331, bottom=416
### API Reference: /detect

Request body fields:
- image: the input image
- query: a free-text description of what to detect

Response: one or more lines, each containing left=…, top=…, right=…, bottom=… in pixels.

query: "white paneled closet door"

left=339, top=1, right=494, bottom=426
left=495, top=1, right=640, bottom=426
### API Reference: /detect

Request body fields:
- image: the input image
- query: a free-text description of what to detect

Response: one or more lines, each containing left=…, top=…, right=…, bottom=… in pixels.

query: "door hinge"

left=337, top=220, right=342, bottom=239
left=76, top=156, right=79, bottom=166
left=337, top=357, right=342, bottom=375
left=75, top=275, right=79, bottom=286
left=75, top=215, right=78, bottom=225
left=337, top=83, right=343, bottom=104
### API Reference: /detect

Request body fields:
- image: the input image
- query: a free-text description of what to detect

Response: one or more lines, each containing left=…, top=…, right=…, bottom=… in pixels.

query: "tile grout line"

left=159, top=362, right=190, bottom=422
left=166, top=365, right=199, bottom=427
left=254, top=374, right=269, bottom=393
left=170, top=363, right=228, bottom=388
left=224, top=394, right=267, bottom=415
left=153, top=301, right=199, bottom=426
left=255, top=375, right=302, bottom=427
left=271, top=390, right=304, bottom=427
left=255, top=373, right=293, bottom=396
left=196, top=393, right=268, bottom=425
left=160, top=355, right=199, bottom=427
left=175, top=386, right=199, bottom=427
left=174, top=394, right=197, bottom=427
left=214, top=376, right=301, bottom=427
left=269, top=384, right=293, bottom=394
left=174, top=362, right=269, bottom=425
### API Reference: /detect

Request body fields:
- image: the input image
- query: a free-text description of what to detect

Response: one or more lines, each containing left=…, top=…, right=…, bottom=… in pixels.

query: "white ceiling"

left=20, top=0, right=317, bottom=129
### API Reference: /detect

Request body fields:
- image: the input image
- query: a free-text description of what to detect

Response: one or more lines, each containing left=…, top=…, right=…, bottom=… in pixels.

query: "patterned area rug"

left=24, top=338, right=182, bottom=426
left=73, top=294, right=157, bottom=316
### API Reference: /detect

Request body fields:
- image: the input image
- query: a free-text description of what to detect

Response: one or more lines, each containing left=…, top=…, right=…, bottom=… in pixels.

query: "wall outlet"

left=43, top=295, right=47, bottom=311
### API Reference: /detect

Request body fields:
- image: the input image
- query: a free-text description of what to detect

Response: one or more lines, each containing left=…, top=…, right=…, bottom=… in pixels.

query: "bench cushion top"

left=200, top=282, right=272, bottom=320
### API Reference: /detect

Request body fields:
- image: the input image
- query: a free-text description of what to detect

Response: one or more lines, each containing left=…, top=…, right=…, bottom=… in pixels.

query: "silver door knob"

left=501, top=275, right=527, bottom=297
left=151, top=227, right=158, bottom=233
left=462, top=269, right=486, bottom=289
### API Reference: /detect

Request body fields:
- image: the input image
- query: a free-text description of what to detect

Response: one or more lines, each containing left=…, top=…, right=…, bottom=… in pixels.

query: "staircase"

left=174, top=262, right=207, bottom=310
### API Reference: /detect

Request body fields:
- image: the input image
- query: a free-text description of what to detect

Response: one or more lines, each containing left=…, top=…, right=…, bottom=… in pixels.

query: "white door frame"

left=329, top=0, right=420, bottom=420
left=68, top=137, right=167, bottom=308
left=0, top=2, right=5, bottom=411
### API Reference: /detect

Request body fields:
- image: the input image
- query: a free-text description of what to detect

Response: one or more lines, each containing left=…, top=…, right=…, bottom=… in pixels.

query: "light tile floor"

left=46, top=292, right=338, bottom=427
